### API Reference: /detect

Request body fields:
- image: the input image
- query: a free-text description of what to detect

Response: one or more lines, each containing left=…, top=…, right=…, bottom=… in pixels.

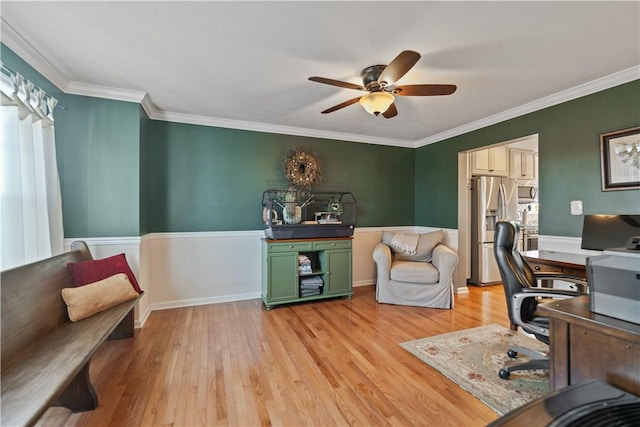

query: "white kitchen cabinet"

left=509, top=149, right=536, bottom=180
left=471, top=146, right=508, bottom=176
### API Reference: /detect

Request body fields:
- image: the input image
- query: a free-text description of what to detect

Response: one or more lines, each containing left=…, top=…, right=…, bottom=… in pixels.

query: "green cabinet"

left=262, top=237, right=353, bottom=310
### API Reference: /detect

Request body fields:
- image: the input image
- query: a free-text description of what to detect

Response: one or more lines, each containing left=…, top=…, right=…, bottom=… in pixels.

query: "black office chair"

left=493, top=221, right=586, bottom=379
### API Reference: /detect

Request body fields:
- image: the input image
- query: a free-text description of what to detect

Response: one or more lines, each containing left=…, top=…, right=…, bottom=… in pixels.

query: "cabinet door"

left=490, top=146, right=509, bottom=176
left=522, top=150, right=536, bottom=180
left=323, top=249, right=352, bottom=296
left=510, top=149, right=536, bottom=180
left=471, top=149, right=490, bottom=175
left=509, top=149, right=523, bottom=178
left=472, top=147, right=508, bottom=176
left=266, top=252, right=299, bottom=301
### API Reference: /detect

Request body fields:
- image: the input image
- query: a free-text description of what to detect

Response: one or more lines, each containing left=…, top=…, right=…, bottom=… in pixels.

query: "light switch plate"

left=570, top=200, right=583, bottom=215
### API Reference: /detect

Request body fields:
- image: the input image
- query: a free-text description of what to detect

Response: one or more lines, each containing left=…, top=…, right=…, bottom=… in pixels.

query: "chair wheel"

left=507, top=349, right=518, bottom=358
left=499, top=369, right=511, bottom=380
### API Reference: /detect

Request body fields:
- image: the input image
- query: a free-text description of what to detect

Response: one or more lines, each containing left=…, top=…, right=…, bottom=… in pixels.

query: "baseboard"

left=135, top=306, right=151, bottom=329
left=148, top=291, right=262, bottom=312
left=354, top=280, right=375, bottom=287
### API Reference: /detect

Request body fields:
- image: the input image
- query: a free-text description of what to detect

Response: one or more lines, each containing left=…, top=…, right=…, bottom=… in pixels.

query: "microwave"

left=517, top=185, right=538, bottom=202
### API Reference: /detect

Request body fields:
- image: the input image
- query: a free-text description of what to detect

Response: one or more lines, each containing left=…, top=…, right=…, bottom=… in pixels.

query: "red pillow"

left=67, top=253, right=142, bottom=294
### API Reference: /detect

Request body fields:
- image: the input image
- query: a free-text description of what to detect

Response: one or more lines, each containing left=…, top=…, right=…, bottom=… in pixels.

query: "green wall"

left=55, top=96, right=140, bottom=237
left=145, top=121, right=414, bottom=232
left=416, top=80, right=640, bottom=237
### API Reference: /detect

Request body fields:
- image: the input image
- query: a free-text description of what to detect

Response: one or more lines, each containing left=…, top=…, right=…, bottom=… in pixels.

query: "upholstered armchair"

left=372, top=230, right=459, bottom=309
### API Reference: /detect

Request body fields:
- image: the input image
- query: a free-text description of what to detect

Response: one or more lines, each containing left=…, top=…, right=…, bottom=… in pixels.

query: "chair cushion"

left=382, top=230, right=443, bottom=262
left=390, top=260, right=440, bottom=284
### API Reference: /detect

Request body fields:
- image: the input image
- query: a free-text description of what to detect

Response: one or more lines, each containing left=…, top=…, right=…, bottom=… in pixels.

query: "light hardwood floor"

left=39, top=285, right=510, bottom=426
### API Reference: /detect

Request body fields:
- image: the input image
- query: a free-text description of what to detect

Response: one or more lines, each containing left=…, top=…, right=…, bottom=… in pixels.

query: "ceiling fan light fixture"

left=310, top=50, right=455, bottom=117
left=359, top=92, right=394, bottom=116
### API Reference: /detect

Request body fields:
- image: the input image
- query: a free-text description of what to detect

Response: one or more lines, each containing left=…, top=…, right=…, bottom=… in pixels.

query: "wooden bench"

left=1, top=241, right=143, bottom=426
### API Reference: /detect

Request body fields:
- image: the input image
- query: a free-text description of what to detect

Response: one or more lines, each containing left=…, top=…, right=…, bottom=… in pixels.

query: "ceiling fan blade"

left=308, top=76, right=365, bottom=91
left=321, top=97, right=362, bottom=114
left=382, top=103, right=398, bottom=119
left=394, top=84, right=457, bottom=96
left=378, top=50, right=421, bottom=86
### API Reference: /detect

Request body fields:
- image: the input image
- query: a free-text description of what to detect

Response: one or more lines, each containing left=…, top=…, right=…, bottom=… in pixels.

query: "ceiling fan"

left=308, top=50, right=457, bottom=118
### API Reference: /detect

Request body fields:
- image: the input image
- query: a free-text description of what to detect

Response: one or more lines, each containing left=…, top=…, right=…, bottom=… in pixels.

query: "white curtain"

left=1, top=68, right=64, bottom=270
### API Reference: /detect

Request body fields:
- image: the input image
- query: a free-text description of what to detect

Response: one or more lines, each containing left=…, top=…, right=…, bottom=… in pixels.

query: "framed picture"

left=600, top=126, right=640, bottom=191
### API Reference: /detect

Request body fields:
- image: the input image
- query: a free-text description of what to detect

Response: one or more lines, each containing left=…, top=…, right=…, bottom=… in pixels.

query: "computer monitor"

left=581, top=214, right=640, bottom=251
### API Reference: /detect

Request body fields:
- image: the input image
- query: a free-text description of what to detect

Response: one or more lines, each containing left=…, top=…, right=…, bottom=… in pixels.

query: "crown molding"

left=150, top=109, right=415, bottom=148
left=2, top=18, right=148, bottom=105
left=65, top=81, right=147, bottom=103
left=140, top=93, right=160, bottom=118
left=0, top=18, right=68, bottom=90
left=54, top=65, right=640, bottom=149
left=415, top=65, right=640, bottom=148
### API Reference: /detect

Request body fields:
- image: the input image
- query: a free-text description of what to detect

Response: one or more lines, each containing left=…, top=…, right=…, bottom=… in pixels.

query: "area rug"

left=400, top=324, right=549, bottom=415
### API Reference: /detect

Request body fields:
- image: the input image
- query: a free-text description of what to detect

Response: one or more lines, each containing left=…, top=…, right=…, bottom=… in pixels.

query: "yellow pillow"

left=61, top=273, right=139, bottom=322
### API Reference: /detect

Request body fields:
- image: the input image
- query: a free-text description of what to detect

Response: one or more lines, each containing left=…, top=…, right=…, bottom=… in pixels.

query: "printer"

left=586, top=236, right=640, bottom=324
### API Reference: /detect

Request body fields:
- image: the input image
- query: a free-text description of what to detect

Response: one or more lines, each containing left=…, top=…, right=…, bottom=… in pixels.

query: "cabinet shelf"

left=295, top=294, right=331, bottom=303
left=299, top=270, right=325, bottom=276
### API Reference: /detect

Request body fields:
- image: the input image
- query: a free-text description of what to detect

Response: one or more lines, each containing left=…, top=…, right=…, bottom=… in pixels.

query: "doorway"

left=456, top=134, right=539, bottom=292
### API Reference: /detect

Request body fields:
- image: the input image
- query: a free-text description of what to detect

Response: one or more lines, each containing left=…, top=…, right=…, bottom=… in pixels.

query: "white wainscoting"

left=139, top=231, right=264, bottom=325
left=66, top=226, right=460, bottom=327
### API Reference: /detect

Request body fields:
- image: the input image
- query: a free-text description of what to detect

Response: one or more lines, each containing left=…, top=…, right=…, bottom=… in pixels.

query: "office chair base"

left=500, top=345, right=549, bottom=379
left=507, top=345, right=546, bottom=360
left=499, top=369, right=511, bottom=379
left=499, top=357, right=549, bottom=379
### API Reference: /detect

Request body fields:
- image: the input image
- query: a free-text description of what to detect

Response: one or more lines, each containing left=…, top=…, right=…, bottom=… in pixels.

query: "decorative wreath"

left=281, top=147, right=322, bottom=189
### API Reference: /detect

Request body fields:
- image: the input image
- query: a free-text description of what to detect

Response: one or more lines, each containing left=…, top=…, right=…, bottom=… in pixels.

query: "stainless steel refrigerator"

left=470, top=176, right=518, bottom=285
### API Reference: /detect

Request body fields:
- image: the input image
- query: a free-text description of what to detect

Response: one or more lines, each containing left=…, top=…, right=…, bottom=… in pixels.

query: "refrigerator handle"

left=498, top=183, right=507, bottom=220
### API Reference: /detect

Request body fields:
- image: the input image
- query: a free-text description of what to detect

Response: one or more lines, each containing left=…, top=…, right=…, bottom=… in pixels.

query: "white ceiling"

left=2, top=1, right=639, bottom=148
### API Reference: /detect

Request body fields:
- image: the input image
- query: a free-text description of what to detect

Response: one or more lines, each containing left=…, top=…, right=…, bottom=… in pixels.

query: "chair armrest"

left=511, top=290, right=579, bottom=335
left=431, top=243, right=459, bottom=275
left=532, top=272, right=588, bottom=292
left=372, top=243, right=392, bottom=280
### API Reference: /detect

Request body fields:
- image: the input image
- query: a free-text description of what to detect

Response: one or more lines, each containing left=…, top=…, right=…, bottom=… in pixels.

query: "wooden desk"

left=522, top=250, right=588, bottom=279
left=538, top=296, right=640, bottom=395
